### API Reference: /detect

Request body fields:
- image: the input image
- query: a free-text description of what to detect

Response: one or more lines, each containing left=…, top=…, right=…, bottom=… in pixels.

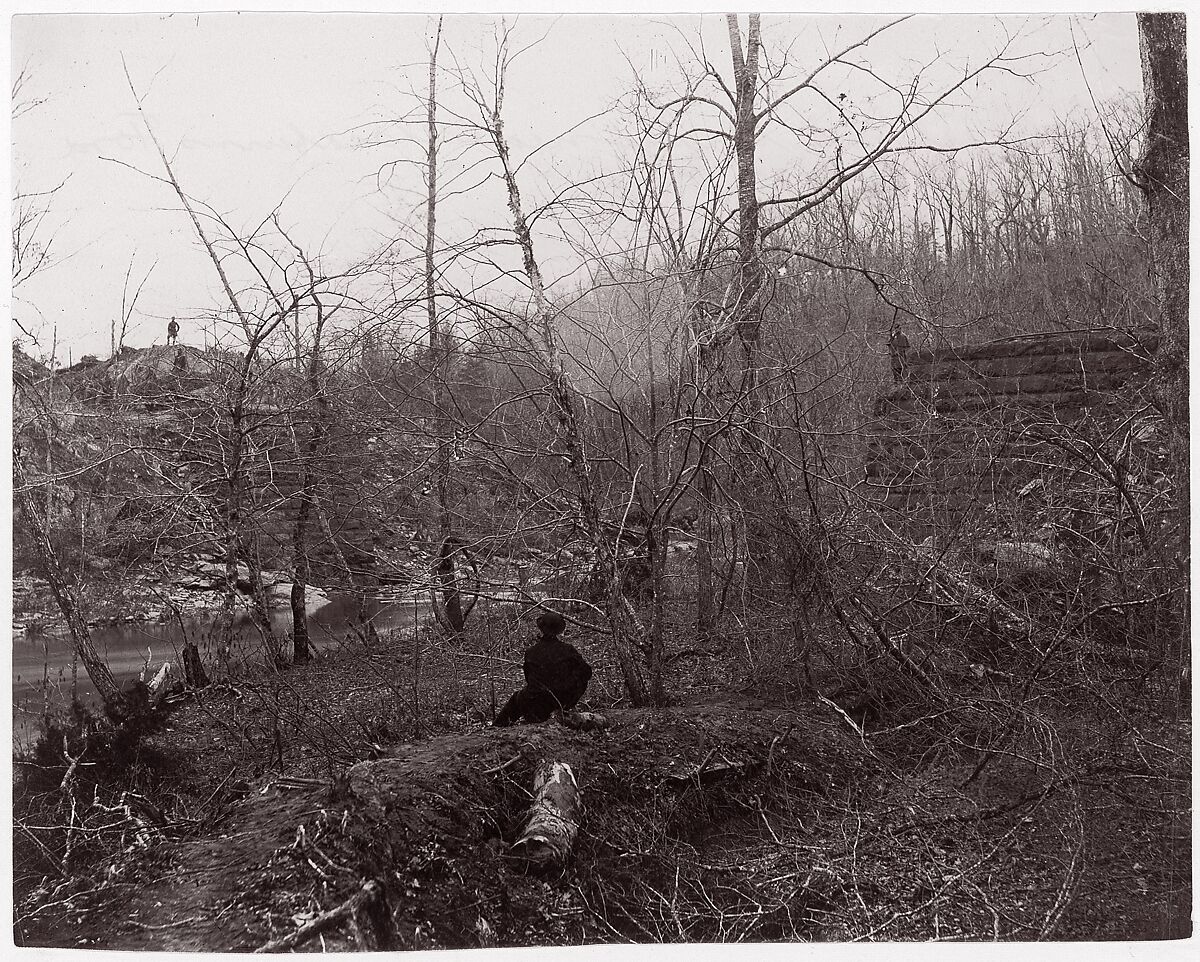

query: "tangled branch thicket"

left=12, top=17, right=1189, bottom=946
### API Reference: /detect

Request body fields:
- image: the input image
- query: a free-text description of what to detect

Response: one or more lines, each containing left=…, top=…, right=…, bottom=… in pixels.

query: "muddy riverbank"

left=11, top=587, right=430, bottom=750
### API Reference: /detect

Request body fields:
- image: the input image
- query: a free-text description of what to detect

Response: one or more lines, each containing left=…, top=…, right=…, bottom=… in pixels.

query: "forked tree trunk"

left=426, top=17, right=466, bottom=634
left=131, top=76, right=291, bottom=674
left=487, top=62, right=650, bottom=705
left=289, top=270, right=331, bottom=663
left=726, top=14, right=775, bottom=590
left=246, top=530, right=282, bottom=663
left=696, top=479, right=716, bottom=635
left=314, top=494, right=379, bottom=646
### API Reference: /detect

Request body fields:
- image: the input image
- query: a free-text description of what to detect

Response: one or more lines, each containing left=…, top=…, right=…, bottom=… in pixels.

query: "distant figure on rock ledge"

left=167, top=317, right=180, bottom=345
left=173, top=349, right=188, bottom=373
left=888, top=320, right=910, bottom=382
left=494, top=611, right=592, bottom=726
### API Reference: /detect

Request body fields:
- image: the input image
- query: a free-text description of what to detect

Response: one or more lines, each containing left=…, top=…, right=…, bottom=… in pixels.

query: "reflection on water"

left=11, top=592, right=427, bottom=750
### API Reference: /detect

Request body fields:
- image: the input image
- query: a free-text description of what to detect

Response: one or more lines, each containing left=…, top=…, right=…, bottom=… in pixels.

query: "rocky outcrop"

left=12, top=557, right=332, bottom=633
left=24, top=343, right=388, bottom=584
left=173, top=557, right=331, bottom=614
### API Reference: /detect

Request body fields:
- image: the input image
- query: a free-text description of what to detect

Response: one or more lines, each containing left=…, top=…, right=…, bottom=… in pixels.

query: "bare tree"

left=11, top=63, right=67, bottom=343
left=280, top=234, right=331, bottom=663
left=424, top=17, right=472, bottom=634
left=1135, top=13, right=1188, bottom=503
left=633, top=15, right=1051, bottom=616
left=112, top=257, right=156, bottom=359
left=116, top=65, right=322, bottom=664
left=13, top=405, right=120, bottom=705
left=10, top=65, right=121, bottom=704
left=455, top=24, right=653, bottom=703
left=1135, top=12, right=1189, bottom=689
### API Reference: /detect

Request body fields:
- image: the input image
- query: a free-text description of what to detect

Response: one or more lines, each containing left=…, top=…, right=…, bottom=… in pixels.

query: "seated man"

left=494, top=611, right=592, bottom=726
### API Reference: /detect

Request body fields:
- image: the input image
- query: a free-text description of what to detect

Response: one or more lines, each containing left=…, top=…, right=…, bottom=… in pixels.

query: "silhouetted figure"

left=173, top=349, right=187, bottom=373
left=494, top=611, right=592, bottom=726
left=888, top=321, right=910, bottom=382
left=167, top=317, right=180, bottom=345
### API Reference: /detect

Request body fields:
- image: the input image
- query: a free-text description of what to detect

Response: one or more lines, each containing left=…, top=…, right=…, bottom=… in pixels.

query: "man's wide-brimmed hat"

left=536, top=611, right=566, bottom=636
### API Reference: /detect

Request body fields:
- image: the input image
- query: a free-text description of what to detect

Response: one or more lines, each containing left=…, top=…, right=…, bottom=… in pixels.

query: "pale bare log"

left=147, top=663, right=172, bottom=699
left=510, top=761, right=583, bottom=874
left=901, top=544, right=1039, bottom=644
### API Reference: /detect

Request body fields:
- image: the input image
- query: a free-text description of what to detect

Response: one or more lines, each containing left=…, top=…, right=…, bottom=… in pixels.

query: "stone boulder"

left=265, top=581, right=332, bottom=615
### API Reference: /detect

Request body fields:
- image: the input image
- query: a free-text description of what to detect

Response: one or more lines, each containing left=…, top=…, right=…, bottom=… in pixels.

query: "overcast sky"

left=10, top=9, right=1142, bottom=361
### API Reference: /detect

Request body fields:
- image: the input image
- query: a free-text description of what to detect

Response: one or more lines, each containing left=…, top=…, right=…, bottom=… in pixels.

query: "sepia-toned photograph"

left=9, top=7, right=1191, bottom=951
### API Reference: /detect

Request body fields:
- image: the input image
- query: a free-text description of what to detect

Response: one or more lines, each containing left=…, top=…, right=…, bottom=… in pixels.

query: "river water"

left=11, top=592, right=426, bottom=750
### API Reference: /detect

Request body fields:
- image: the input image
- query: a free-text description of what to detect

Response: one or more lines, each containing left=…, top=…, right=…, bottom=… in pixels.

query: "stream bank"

left=15, top=669, right=1190, bottom=948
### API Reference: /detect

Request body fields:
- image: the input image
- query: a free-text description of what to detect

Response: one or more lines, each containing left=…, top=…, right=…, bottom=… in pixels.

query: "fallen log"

left=509, top=761, right=582, bottom=874
left=891, top=541, right=1043, bottom=651
left=829, top=595, right=942, bottom=694
left=254, top=880, right=381, bottom=953
left=148, top=662, right=172, bottom=701
left=924, top=561, right=1037, bottom=641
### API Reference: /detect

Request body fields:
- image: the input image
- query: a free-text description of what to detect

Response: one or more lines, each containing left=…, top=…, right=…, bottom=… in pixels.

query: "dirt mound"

left=339, top=704, right=864, bottom=949
left=17, top=703, right=866, bottom=951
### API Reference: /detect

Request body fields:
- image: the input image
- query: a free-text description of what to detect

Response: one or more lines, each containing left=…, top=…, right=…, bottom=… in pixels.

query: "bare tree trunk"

left=696, top=472, right=716, bottom=635
left=287, top=254, right=331, bottom=664
left=486, top=70, right=650, bottom=705
left=727, top=13, right=765, bottom=387
left=216, top=393, right=281, bottom=664
left=290, top=478, right=314, bottom=662
left=1137, top=12, right=1189, bottom=504
left=726, top=14, right=775, bottom=589
left=1135, top=13, right=1189, bottom=681
left=14, top=458, right=119, bottom=704
left=645, top=523, right=669, bottom=704
left=692, top=306, right=718, bottom=638
left=313, top=493, right=379, bottom=646
left=425, top=17, right=465, bottom=634
left=220, top=403, right=245, bottom=654
left=128, top=81, right=287, bottom=672
left=247, top=533, right=282, bottom=663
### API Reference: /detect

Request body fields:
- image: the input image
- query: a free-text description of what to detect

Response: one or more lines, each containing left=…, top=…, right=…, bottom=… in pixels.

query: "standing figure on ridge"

left=167, top=317, right=180, bottom=345
left=494, top=611, right=592, bottom=726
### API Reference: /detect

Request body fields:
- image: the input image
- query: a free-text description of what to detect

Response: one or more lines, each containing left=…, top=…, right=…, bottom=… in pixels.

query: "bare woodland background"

left=10, top=12, right=1191, bottom=948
